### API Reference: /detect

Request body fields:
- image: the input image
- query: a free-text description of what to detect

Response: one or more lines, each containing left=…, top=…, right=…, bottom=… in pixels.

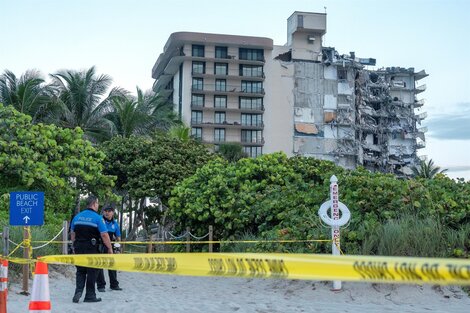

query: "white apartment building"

left=152, top=11, right=427, bottom=176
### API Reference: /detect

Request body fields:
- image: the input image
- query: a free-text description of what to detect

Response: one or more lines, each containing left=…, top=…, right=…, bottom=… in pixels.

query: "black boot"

left=72, top=291, right=82, bottom=303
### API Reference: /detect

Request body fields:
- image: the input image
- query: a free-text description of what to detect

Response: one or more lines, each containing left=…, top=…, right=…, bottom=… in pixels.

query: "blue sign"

left=9, top=191, right=45, bottom=226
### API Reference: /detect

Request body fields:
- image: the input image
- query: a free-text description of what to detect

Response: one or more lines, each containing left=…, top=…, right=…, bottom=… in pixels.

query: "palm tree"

left=218, top=142, right=247, bottom=162
left=106, top=87, right=178, bottom=138
left=168, top=124, right=191, bottom=142
left=0, top=69, right=53, bottom=122
left=412, top=159, right=448, bottom=179
left=48, top=66, right=125, bottom=142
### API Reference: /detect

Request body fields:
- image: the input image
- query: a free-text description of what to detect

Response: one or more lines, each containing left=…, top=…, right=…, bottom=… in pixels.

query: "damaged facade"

left=152, top=11, right=427, bottom=176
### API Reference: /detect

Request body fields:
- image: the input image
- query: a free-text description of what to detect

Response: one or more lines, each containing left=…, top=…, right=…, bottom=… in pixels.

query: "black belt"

left=75, top=238, right=101, bottom=246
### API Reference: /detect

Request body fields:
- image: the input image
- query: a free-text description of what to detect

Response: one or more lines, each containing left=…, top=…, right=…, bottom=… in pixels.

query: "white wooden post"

left=330, top=175, right=341, bottom=290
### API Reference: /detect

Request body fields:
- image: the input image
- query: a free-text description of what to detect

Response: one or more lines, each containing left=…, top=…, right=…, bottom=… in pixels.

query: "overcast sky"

left=1, top=0, right=469, bottom=180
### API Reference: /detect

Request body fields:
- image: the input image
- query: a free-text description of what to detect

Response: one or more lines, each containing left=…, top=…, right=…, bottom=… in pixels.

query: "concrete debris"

left=324, top=111, right=337, bottom=123
left=295, top=123, right=319, bottom=135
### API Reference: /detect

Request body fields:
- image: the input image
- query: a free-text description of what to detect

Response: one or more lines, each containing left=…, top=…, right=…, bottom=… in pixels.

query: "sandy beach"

left=6, top=266, right=470, bottom=313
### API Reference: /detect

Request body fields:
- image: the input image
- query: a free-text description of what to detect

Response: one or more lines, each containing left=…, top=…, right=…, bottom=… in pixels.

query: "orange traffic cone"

left=28, top=261, right=51, bottom=313
left=0, top=258, right=7, bottom=313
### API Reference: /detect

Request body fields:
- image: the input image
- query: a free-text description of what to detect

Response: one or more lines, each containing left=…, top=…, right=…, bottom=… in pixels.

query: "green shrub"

left=169, top=152, right=470, bottom=257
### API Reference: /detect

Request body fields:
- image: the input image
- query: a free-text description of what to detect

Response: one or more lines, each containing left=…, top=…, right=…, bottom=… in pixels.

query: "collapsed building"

left=152, top=11, right=427, bottom=176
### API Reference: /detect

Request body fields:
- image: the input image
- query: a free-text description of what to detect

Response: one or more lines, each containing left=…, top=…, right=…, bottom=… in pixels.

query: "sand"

left=6, top=267, right=470, bottom=312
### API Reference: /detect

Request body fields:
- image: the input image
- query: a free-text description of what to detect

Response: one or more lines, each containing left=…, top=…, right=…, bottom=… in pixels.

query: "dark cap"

left=103, top=206, right=115, bottom=211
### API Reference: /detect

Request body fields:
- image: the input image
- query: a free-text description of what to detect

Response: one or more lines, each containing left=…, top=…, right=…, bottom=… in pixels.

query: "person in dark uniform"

left=97, top=205, right=122, bottom=291
left=70, top=195, right=113, bottom=303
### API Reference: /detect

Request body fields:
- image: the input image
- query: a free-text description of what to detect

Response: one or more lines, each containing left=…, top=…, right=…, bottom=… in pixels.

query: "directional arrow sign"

left=9, top=191, right=44, bottom=226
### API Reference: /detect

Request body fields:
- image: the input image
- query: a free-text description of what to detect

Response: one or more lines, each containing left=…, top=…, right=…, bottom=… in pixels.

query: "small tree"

left=412, top=159, right=448, bottom=179
left=100, top=133, right=214, bottom=239
left=169, top=124, right=191, bottom=142
left=106, top=87, right=178, bottom=138
left=218, top=142, right=247, bottom=162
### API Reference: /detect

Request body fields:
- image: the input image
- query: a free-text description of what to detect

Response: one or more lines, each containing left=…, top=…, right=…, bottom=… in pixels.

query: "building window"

left=191, top=127, right=202, bottom=140
left=215, top=46, right=228, bottom=59
left=373, top=134, right=379, bottom=145
left=241, top=81, right=263, bottom=93
left=191, top=110, right=203, bottom=124
left=239, top=48, right=264, bottom=61
left=192, top=78, right=203, bottom=91
left=240, top=97, right=263, bottom=110
left=191, top=94, right=204, bottom=107
left=215, top=112, right=226, bottom=124
left=215, top=79, right=226, bottom=91
left=239, top=65, right=263, bottom=77
left=192, top=44, right=204, bottom=57
left=241, top=130, right=262, bottom=143
left=192, top=61, right=205, bottom=74
left=241, top=113, right=263, bottom=126
left=214, top=63, right=228, bottom=75
left=338, top=68, right=347, bottom=80
left=214, top=95, right=227, bottom=108
left=214, top=128, right=225, bottom=142
left=243, top=146, right=262, bottom=158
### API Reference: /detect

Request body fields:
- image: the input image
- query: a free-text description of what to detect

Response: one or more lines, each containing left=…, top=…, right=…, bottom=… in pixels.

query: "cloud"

left=425, top=102, right=470, bottom=140
left=445, top=165, right=470, bottom=173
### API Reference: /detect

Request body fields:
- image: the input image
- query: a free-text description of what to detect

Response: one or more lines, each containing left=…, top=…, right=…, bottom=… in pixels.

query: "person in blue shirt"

left=70, top=195, right=113, bottom=303
left=97, top=205, right=122, bottom=292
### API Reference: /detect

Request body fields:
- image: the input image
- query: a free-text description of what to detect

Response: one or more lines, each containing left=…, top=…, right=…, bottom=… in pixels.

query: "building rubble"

left=290, top=45, right=427, bottom=177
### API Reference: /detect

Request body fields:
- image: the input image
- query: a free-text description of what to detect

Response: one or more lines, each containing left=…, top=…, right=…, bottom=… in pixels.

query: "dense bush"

left=0, top=103, right=116, bottom=224
left=169, top=152, right=470, bottom=256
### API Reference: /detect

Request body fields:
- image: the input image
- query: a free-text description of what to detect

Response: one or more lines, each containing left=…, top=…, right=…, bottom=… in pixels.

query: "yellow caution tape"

left=2, top=257, right=35, bottom=264
left=38, top=253, right=470, bottom=285
left=30, top=239, right=331, bottom=245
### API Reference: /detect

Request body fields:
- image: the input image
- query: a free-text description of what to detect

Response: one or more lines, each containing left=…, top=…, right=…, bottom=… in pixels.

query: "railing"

left=190, top=121, right=264, bottom=129
left=240, top=72, right=265, bottom=78
left=416, top=141, right=426, bottom=149
left=241, top=122, right=264, bottom=127
left=418, top=126, right=428, bottom=133
left=415, top=84, right=426, bottom=93
left=191, top=84, right=265, bottom=94
left=414, top=99, right=425, bottom=107
left=415, top=112, right=427, bottom=120
left=241, top=138, right=265, bottom=144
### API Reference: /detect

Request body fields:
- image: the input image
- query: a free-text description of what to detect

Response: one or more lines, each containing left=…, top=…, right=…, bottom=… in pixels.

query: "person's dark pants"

left=74, top=243, right=100, bottom=300
left=96, top=244, right=119, bottom=289
left=97, top=268, right=119, bottom=289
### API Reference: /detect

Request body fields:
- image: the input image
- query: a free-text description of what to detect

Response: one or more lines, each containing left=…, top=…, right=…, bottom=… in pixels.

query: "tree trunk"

left=119, top=195, right=124, bottom=237
left=73, top=193, right=81, bottom=216
left=127, top=196, right=133, bottom=239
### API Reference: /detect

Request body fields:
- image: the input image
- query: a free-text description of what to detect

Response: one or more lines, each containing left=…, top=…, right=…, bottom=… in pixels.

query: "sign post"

left=318, top=175, right=351, bottom=291
left=330, top=175, right=341, bottom=290
left=9, top=191, right=45, bottom=295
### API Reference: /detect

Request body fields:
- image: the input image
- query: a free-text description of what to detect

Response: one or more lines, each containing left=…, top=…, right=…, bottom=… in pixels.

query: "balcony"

left=417, top=126, right=428, bottom=133
left=191, top=84, right=265, bottom=96
left=416, top=141, right=426, bottom=149
left=414, top=112, right=427, bottom=121
left=190, top=55, right=265, bottom=65
left=190, top=120, right=264, bottom=130
left=241, top=138, right=265, bottom=146
left=414, top=84, right=426, bottom=94
left=191, top=104, right=264, bottom=114
left=414, top=69, right=428, bottom=81
left=413, top=99, right=425, bottom=108
left=191, top=72, right=264, bottom=82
